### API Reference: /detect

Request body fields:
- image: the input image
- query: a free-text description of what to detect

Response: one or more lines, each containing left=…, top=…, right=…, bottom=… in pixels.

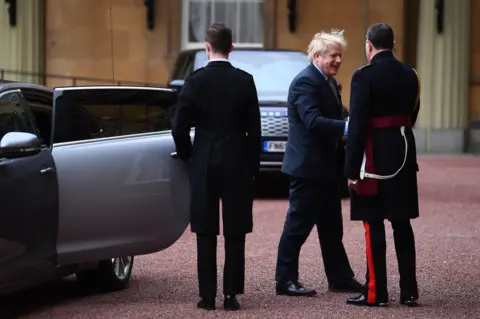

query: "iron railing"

left=0, top=68, right=165, bottom=88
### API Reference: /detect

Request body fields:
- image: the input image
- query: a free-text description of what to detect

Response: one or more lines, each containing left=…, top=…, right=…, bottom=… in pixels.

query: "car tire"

left=76, top=256, right=134, bottom=292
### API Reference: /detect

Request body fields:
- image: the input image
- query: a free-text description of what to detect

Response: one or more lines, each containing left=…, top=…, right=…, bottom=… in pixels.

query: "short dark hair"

left=205, top=23, right=233, bottom=54
left=366, top=23, right=394, bottom=50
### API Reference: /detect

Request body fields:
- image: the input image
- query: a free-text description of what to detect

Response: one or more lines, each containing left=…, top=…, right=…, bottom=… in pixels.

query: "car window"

left=172, top=53, right=196, bottom=80
left=79, top=104, right=172, bottom=136
left=0, top=92, right=38, bottom=141
left=22, top=92, right=54, bottom=147
left=53, top=88, right=177, bottom=144
left=194, top=50, right=310, bottom=101
left=171, top=54, right=187, bottom=80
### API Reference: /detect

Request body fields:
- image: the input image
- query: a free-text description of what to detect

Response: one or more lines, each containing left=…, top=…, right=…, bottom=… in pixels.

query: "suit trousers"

left=275, top=176, right=354, bottom=284
left=362, top=219, right=418, bottom=303
left=197, top=234, right=246, bottom=297
left=196, top=163, right=247, bottom=298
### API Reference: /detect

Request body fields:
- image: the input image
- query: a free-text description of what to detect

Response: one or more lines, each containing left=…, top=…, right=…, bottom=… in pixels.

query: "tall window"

left=182, top=0, right=264, bottom=49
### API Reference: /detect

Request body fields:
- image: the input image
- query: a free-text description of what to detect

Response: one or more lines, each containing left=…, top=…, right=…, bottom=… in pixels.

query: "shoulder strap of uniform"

left=184, top=67, right=205, bottom=83
left=191, top=67, right=205, bottom=75
left=412, top=67, right=421, bottom=111
left=356, top=63, right=373, bottom=72
left=236, top=67, right=251, bottom=76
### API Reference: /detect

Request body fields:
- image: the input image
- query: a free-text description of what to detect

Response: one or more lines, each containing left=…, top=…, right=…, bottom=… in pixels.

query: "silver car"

left=0, top=82, right=189, bottom=296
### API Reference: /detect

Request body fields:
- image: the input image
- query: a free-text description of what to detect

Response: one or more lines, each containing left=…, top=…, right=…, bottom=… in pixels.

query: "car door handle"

left=40, top=167, right=54, bottom=174
left=170, top=152, right=178, bottom=158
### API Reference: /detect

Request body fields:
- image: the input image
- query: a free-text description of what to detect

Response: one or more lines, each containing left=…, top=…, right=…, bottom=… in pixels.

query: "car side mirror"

left=167, top=79, right=185, bottom=92
left=0, top=132, right=42, bottom=159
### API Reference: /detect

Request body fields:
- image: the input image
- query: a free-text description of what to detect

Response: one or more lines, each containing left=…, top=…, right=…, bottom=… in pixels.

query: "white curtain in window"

left=238, top=1, right=263, bottom=43
left=187, top=0, right=263, bottom=45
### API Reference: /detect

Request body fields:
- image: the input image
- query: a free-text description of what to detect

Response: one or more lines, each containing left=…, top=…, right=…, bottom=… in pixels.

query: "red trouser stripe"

left=364, top=221, right=376, bottom=304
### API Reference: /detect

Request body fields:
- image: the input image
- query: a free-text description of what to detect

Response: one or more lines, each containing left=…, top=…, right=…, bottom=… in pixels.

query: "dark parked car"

left=168, top=48, right=350, bottom=197
left=0, top=82, right=189, bottom=296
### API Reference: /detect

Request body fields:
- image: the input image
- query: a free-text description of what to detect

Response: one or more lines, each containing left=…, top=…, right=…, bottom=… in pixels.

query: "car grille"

left=261, top=116, right=289, bottom=137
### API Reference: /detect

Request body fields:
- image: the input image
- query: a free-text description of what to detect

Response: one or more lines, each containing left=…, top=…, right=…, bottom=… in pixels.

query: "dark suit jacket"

left=344, top=50, right=420, bottom=221
left=171, top=61, right=261, bottom=235
left=281, top=63, right=347, bottom=182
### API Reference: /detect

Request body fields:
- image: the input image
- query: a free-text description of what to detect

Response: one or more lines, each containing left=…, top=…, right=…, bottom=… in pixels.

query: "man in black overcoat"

left=344, top=23, right=421, bottom=307
left=171, top=23, right=261, bottom=311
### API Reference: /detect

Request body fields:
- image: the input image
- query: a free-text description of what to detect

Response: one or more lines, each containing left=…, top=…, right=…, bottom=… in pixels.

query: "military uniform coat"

left=171, top=61, right=261, bottom=236
left=344, top=50, right=420, bottom=221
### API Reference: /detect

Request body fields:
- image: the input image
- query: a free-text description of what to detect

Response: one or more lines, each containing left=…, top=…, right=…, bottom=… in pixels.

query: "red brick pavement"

left=2, top=156, right=480, bottom=319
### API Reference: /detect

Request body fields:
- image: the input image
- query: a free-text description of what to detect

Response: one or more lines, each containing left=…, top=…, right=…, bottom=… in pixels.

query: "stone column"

left=415, top=0, right=470, bottom=153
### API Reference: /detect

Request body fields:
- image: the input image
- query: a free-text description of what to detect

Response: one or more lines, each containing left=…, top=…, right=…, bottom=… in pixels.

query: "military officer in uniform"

left=344, top=23, right=421, bottom=307
left=171, top=23, right=261, bottom=311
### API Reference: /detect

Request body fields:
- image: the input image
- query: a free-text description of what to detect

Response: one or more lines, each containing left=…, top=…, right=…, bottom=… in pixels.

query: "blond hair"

left=307, top=29, right=347, bottom=61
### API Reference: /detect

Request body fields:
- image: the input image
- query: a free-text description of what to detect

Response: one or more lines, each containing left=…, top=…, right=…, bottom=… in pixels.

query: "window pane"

left=59, top=104, right=172, bottom=143
left=0, top=93, right=37, bottom=140
left=53, top=89, right=177, bottom=143
left=238, top=1, right=263, bottom=43
left=213, top=2, right=238, bottom=42
left=186, top=0, right=264, bottom=45
left=188, top=1, right=212, bottom=42
left=28, top=103, right=53, bottom=146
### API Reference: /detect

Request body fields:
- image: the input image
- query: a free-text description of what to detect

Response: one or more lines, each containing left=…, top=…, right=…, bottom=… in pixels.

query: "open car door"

left=50, top=86, right=190, bottom=265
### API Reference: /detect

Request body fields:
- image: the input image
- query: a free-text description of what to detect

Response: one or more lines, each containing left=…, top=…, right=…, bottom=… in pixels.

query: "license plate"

left=263, top=141, right=287, bottom=152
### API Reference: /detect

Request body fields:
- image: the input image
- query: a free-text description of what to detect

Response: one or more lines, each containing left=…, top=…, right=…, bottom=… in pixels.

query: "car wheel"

left=76, top=256, right=134, bottom=292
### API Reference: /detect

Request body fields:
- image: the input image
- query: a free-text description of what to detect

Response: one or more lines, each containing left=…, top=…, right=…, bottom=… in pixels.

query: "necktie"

left=328, top=78, right=341, bottom=149
left=327, top=78, right=341, bottom=106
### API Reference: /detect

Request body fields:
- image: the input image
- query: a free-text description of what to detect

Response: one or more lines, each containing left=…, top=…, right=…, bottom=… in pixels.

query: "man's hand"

left=348, top=179, right=358, bottom=190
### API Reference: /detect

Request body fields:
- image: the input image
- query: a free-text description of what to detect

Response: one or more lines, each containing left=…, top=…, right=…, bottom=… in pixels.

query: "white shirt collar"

left=312, top=63, right=329, bottom=81
left=205, top=58, right=231, bottom=66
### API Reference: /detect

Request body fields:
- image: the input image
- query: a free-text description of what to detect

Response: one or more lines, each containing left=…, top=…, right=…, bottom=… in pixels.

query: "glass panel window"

left=183, top=0, right=264, bottom=49
left=52, top=88, right=177, bottom=144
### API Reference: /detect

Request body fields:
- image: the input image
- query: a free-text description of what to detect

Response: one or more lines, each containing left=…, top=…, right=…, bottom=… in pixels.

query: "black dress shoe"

left=197, top=297, right=215, bottom=310
left=400, top=296, right=419, bottom=307
left=328, top=278, right=364, bottom=293
left=346, top=294, right=388, bottom=307
left=224, top=295, right=240, bottom=311
left=275, top=281, right=317, bottom=297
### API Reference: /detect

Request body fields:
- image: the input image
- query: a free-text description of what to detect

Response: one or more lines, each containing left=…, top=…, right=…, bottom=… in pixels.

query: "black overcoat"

left=344, top=51, right=420, bottom=221
left=171, top=61, right=261, bottom=236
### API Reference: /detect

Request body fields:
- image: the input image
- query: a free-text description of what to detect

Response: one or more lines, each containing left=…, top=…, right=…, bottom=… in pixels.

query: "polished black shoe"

left=328, top=278, right=364, bottom=293
left=197, top=297, right=215, bottom=310
left=400, top=296, right=419, bottom=307
left=346, top=294, right=388, bottom=307
left=224, top=295, right=240, bottom=311
left=275, top=281, right=317, bottom=297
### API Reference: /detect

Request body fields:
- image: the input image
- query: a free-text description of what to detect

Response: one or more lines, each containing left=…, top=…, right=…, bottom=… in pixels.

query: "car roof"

left=0, top=81, right=53, bottom=95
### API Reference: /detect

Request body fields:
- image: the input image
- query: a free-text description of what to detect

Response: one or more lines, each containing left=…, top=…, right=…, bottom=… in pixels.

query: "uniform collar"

left=204, top=58, right=231, bottom=66
left=371, top=50, right=394, bottom=63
